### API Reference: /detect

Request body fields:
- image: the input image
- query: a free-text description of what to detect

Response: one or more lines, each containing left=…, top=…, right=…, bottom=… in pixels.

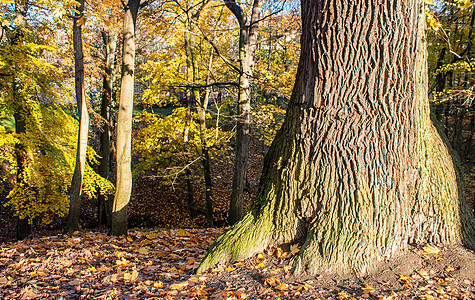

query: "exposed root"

left=197, top=210, right=274, bottom=274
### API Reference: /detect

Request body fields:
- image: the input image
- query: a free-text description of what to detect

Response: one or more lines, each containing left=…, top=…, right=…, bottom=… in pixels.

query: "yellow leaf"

left=153, top=281, right=163, bottom=288
left=257, top=262, right=265, bottom=268
left=422, top=245, right=440, bottom=256
left=275, top=282, right=289, bottom=291
left=77, top=16, right=86, bottom=27
left=256, top=253, right=265, bottom=263
left=0, top=0, right=13, bottom=4
left=458, top=0, right=472, bottom=9
left=398, top=274, right=412, bottom=283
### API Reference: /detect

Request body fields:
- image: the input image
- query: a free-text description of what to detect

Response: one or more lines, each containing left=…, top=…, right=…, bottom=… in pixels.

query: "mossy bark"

left=198, top=0, right=475, bottom=276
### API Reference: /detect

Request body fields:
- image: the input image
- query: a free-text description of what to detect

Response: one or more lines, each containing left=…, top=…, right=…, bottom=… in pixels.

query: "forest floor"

left=1, top=136, right=475, bottom=299
left=0, top=227, right=474, bottom=299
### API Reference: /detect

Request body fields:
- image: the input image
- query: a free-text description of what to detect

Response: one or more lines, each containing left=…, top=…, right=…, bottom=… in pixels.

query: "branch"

left=250, top=7, right=283, bottom=27
left=223, top=0, right=246, bottom=27
left=188, top=19, right=241, bottom=73
left=173, top=82, right=239, bottom=89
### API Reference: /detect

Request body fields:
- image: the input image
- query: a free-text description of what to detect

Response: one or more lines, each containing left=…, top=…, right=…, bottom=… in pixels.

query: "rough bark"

left=111, top=0, right=140, bottom=236
left=228, top=0, right=263, bottom=225
left=98, top=28, right=118, bottom=227
left=66, top=0, right=89, bottom=232
left=198, top=0, right=475, bottom=276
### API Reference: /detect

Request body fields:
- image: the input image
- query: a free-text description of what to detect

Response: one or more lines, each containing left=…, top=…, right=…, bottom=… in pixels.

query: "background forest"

left=0, top=0, right=474, bottom=240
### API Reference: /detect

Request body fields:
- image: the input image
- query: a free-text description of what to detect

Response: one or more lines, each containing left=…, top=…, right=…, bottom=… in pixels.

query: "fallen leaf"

left=264, top=276, right=280, bottom=287
left=338, top=291, right=350, bottom=299
left=398, top=274, right=412, bottom=283
left=170, top=281, right=189, bottom=290
left=153, top=281, right=163, bottom=288
left=362, top=284, right=375, bottom=294
left=422, top=245, right=440, bottom=256
left=275, top=282, right=289, bottom=291
left=416, top=269, right=430, bottom=279
left=290, top=244, right=300, bottom=256
left=256, top=253, right=265, bottom=263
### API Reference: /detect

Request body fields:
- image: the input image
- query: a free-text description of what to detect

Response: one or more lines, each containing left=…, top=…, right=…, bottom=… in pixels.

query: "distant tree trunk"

left=66, top=0, right=89, bottom=233
left=98, top=27, right=118, bottom=227
left=182, top=3, right=215, bottom=225
left=11, top=0, right=30, bottom=240
left=199, top=0, right=475, bottom=276
left=111, top=0, right=140, bottom=236
left=227, top=0, right=263, bottom=225
left=183, top=20, right=196, bottom=219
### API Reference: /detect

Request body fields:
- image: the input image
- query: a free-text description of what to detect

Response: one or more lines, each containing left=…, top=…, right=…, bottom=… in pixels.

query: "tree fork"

left=199, top=0, right=475, bottom=276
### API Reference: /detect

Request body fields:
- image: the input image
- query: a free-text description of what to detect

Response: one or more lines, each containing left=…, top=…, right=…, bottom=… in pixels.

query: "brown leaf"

left=264, top=276, right=280, bottom=287
left=362, top=284, right=375, bottom=294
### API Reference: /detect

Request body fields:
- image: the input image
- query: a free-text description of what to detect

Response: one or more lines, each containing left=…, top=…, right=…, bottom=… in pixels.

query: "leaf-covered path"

left=0, top=228, right=474, bottom=299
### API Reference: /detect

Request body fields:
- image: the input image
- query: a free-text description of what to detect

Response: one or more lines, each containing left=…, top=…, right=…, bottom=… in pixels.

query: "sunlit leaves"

left=426, top=11, right=442, bottom=31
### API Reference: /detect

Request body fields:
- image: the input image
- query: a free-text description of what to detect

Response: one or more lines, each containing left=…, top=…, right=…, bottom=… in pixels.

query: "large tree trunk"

left=227, top=0, right=263, bottom=225
left=66, top=0, right=89, bottom=232
left=98, top=28, right=118, bottom=227
left=199, top=0, right=475, bottom=276
left=111, top=0, right=140, bottom=236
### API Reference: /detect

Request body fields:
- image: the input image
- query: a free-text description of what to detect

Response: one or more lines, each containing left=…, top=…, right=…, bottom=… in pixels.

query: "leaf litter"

left=0, top=230, right=474, bottom=299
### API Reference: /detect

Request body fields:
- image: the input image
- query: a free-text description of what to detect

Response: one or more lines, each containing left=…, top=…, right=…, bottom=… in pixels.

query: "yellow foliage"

left=426, top=11, right=442, bottom=31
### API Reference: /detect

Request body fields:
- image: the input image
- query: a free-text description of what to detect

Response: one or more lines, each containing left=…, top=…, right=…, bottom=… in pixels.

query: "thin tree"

left=199, top=0, right=475, bottom=276
left=66, top=0, right=89, bottom=232
left=10, top=0, right=30, bottom=240
left=98, top=25, right=119, bottom=227
left=226, top=0, right=263, bottom=225
left=110, top=0, right=141, bottom=235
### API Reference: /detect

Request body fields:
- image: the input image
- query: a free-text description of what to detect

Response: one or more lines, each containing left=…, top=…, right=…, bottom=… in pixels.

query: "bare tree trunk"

left=227, top=0, right=263, bottom=225
left=183, top=20, right=196, bottom=219
left=10, top=0, right=30, bottom=240
left=98, top=28, right=118, bottom=227
left=65, top=0, right=89, bottom=232
left=199, top=0, right=475, bottom=276
left=111, top=0, right=140, bottom=236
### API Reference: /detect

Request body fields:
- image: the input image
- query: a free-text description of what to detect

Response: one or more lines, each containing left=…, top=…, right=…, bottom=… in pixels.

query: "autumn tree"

left=198, top=0, right=475, bottom=276
left=65, top=0, right=89, bottom=232
left=111, top=0, right=141, bottom=235
left=226, top=0, right=263, bottom=225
